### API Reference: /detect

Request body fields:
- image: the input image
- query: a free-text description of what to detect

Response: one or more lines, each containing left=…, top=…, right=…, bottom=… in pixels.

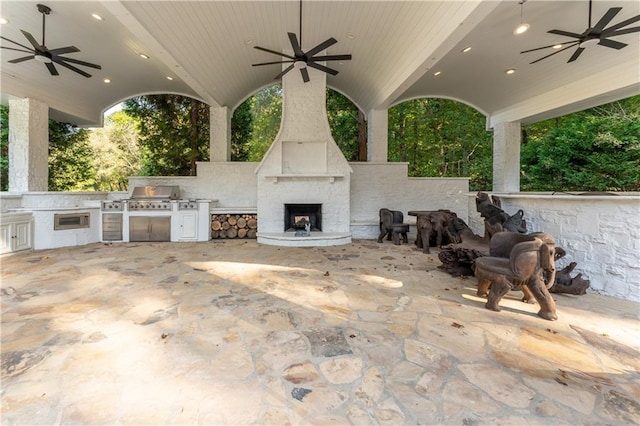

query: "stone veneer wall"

left=467, top=193, right=640, bottom=301
left=8, top=98, right=49, bottom=191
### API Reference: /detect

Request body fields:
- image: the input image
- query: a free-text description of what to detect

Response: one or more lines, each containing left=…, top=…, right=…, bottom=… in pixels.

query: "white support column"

left=492, top=121, right=521, bottom=192
left=8, top=98, right=49, bottom=192
left=367, top=108, right=388, bottom=162
left=210, top=106, right=231, bottom=162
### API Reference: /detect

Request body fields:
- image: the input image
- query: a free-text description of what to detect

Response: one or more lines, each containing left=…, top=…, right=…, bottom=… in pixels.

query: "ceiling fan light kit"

left=0, top=3, right=102, bottom=78
left=251, top=0, right=352, bottom=83
left=521, top=0, right=640, bottom=64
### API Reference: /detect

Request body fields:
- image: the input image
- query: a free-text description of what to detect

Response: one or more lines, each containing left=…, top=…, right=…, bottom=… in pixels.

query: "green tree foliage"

left=231, top=100, right=253, bottom=161
left=244, top=85, right=283, bottom=161
left=521, top=96, right=640, bottom=191
left=327, top=90, right=360, bottom=161
left=1, top=106, right=8, bottom=191
left=231, top=86, right=366, bottom=162
left=388, top=98, right=493, bottom=190
left=123, top=95, right=209, bottom=176
left=48, top=121, right=96, bottom=191
left=89, top=111, right=142, bottom=190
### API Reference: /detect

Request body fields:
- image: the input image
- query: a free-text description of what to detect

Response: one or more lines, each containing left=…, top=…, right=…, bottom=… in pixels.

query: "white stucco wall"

left=349, top=162, right=470, bottom=238
left=127, top=162, right=468, bottom=239
left=467, top=193, right=640, bottom=301
left=129, top=162, right=258, bottom=208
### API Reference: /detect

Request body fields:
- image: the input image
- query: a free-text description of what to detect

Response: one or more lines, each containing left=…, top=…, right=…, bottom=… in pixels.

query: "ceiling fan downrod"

left=37, top=4, right=51, bottom=48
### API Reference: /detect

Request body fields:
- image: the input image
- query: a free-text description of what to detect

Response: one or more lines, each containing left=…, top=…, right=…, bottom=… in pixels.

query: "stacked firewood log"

left=211, top=214, right=258, bottom=239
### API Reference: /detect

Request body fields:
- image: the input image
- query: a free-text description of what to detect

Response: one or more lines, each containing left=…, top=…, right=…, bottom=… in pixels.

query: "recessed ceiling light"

left=513, top=23, right=529, bottom=35
left=0, top=17, right=9, bottom=25
left=244, top=39, right=253, bottom=45
left=552, top=44, right=563, bottom=49
left=434, top=71, right=441, bottom=76
left=166, top=76, right=173, bottom=81
left=103, top=78, right=111, bottom=83
left=462, top=46, right=472, bottom=53
left=139, top=53, right=149, bottom=59
left=91, top=13, right=103, bottom=21
left=505, top=68, right=516, bottom=75
left=346, top=32, right=356, bottom=40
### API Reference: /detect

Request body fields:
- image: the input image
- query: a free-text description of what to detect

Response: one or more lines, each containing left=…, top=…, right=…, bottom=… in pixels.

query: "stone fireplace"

left=255, top=61, right=352, bottom=246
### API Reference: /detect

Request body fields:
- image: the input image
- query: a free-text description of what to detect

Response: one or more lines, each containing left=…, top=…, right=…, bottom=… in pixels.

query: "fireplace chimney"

left=255, top=58, right=352, bottom=245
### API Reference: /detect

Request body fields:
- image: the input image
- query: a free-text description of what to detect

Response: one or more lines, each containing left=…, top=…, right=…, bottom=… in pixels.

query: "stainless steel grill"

left=178, top=201, right=198, bottom=210
left=101, top=201, right=123, bottom=211
left=127, top=185, right=180, bottom=210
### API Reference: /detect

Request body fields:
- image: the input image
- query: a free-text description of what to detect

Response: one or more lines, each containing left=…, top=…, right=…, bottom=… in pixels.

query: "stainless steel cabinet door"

left=129, top=216, right=171, bottom=242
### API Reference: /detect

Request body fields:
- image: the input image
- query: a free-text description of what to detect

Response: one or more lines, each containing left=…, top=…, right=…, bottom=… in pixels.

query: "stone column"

left=210, top=106, right=231, bottom=162
left=492, top=121, right=521, bottom=192
left=8, top=98, right=49, bottom=192
left=367, top=108, right=388, bottom=162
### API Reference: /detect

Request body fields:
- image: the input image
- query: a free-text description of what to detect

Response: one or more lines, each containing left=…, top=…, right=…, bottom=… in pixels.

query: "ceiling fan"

left=521, top=0, right=640, bottom=64
left=251, top=0, right=352, bottom=82
left=0, top=3, right=102, bottom=78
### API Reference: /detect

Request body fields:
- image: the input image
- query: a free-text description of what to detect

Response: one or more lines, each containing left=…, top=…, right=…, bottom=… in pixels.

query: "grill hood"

left=130, top=185, right=180, bottom=200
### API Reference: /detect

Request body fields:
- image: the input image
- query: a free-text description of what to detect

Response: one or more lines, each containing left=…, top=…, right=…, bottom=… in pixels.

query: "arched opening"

left=388, top=98, right=492, bottom=191
left=231, top=84, right=365, bottom=162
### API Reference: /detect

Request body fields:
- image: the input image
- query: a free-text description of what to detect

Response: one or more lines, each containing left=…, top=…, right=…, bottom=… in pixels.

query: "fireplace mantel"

left=264, top=174, right=344, bottom=183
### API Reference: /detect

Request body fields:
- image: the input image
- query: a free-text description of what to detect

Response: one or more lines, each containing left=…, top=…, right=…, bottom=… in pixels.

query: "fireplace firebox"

left=285, top=204, right=322, bottom=232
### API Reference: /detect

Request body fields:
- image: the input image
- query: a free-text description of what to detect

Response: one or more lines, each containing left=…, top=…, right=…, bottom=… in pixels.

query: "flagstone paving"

left=1, top=239, right=639, bottom=425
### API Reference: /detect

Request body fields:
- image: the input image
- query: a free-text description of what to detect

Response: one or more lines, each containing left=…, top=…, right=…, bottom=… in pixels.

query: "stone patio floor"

left=1, top=239, right=639, bottom=425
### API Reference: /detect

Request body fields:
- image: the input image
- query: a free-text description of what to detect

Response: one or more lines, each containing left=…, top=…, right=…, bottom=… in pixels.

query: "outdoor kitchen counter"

left=210, top=207, right=255, bottom=214
left=7, top=206, right=101, bottom=250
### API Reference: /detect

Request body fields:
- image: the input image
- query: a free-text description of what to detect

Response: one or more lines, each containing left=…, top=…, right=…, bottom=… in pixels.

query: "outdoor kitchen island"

left=100, top=186, right=213, bottom=243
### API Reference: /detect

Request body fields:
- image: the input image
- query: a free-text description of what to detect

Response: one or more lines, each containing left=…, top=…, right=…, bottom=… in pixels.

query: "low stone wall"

left=132, top=161, right=470, bottom=241
left=350, top=163, right=469, bottom=239
left=468, top=192, right=640, bottom=301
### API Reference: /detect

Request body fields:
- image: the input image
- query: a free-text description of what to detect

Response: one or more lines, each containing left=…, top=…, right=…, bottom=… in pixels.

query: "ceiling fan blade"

left=591, top=7, right=622, bottom=33
left=8, top=55, right=36, bottom=64
left=55, top=56, right=102, bottom=69
left=521, top=41, right=578, bottom=54
left=604, top=26, right=640, bottom=37
left=46, top=62, right=59, bottom=76
left=1, top=46, right=35, bottom=54
left=288, top=32, right=304, bottom=57
left=548, top=29, right=583, bottom=39
left=529, top=43, right=578, bottom=64
left=254, top=46, right=297, bottom=61
left=308, top=54, right=352, bottom=62
left=20, top=30, right=42, bottom=51
left=274, top=63, right=295, bottom=80
left=305, top=37, right=337, bottom=57
left=1, top=35, right=36, bottom=52
left=567, top=47, right=585, bottom=63
left=252, top=60, right=295, bottom=67
left=52, top=57, right=92, bottom=77
left=48, top=46, right=80, bottom=56
left=307, top=61, right=338, bottom=76
left=601, top=15, right=640, bottom=34
left=300, top=67, right=309, bottom=82
left=598, top=38, right=627, bottom=49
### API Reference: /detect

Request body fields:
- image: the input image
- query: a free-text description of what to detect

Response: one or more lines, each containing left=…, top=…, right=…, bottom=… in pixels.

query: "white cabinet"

left=177, top=212, right=198, bottom=240
left=0, top=213, right=33, bottom=254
